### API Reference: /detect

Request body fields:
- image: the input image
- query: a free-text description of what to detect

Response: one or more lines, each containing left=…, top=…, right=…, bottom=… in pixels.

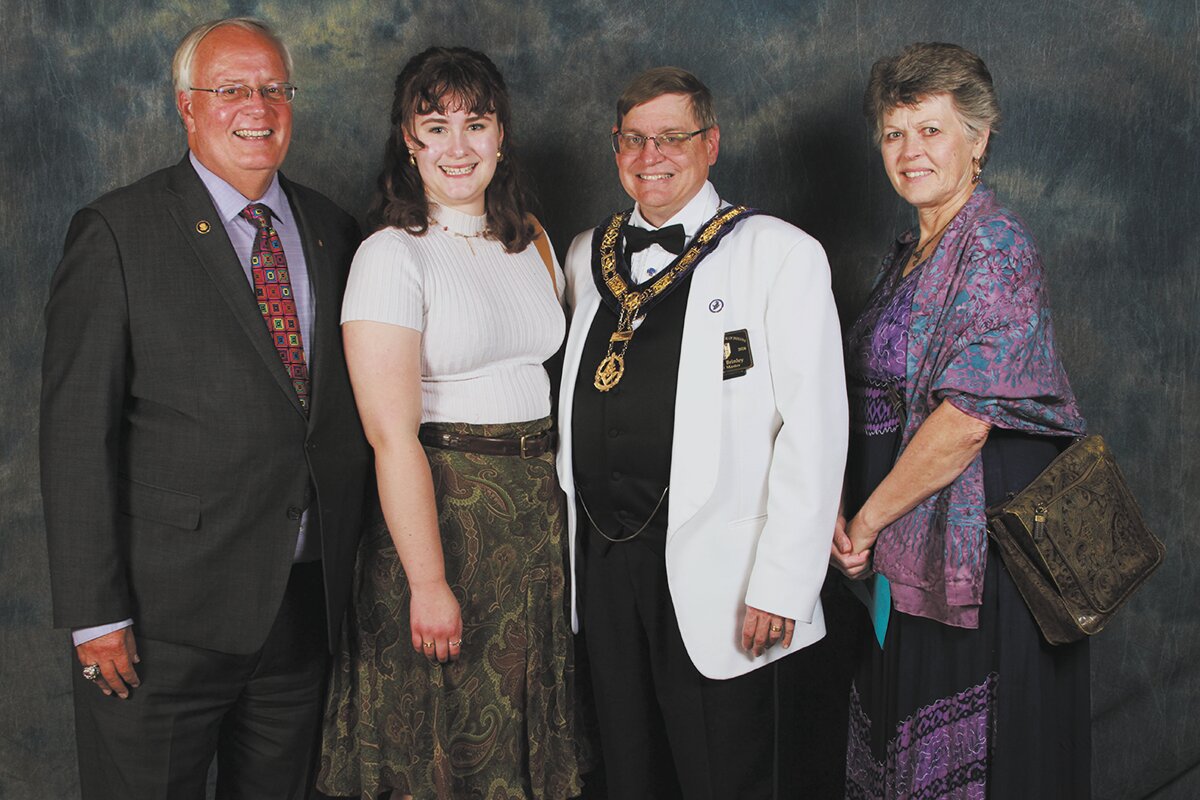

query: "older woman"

left=318, top=47, right=582, bottom=799
left=832, top=43, right=1090, bottom=798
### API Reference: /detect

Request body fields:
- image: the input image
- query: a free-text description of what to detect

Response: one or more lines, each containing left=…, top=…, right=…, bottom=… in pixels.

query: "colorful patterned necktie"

left=240, top=203, right=309, bottom=412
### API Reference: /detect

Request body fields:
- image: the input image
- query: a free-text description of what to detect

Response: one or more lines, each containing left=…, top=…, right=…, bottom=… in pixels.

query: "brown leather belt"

left=418, top=426, right=557, bottom=458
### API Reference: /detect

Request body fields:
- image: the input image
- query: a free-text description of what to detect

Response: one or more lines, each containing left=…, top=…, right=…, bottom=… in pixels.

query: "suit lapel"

left=667, top=255, right=726, bottom=538
left=164, top=158, right=307, bottom=418
left=557, top=288, right=601, bottom=492
left=282, top=175, right=331, bottom=422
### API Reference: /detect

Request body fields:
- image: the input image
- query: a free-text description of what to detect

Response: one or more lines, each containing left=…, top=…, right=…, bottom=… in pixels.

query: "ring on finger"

left=769, top=624, right=783, bottom=633
left=82, top=663, right=101, bottom=681
left=449, top=639, right=462, bottom=647
left=422, top=641, right=435, bottom=650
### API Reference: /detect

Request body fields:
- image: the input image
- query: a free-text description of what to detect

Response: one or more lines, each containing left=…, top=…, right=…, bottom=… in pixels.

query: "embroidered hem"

left=846, top=674, right=997, bottom=800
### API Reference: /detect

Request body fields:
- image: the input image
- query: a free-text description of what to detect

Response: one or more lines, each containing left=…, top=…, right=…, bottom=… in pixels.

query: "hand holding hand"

left=409, top=580, right=463, bottom=663
left=830, top=514, right=873, bottom=579
left=846, top=512, right=880, bottom=555
left=76, top=627, right=140, bottom=699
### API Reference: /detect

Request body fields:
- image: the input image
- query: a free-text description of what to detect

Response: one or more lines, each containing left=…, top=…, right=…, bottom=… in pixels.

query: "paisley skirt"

left=318, top=418, right=584, bottom=799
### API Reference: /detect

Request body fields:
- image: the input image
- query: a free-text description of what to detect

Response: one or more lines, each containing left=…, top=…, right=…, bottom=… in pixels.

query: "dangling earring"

left=496, top=151, right=504, bottom=161
left=971, top=157, right=982, bottom=184
left=408, top=151, right=416, bottom=166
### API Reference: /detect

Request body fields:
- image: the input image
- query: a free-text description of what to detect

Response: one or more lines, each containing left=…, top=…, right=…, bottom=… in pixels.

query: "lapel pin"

left=709, top=298, right=724, bottom=313
left=195, top=220, right=212, bottom=234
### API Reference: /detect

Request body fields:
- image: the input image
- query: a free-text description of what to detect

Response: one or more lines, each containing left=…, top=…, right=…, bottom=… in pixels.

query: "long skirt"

left=318, top=418, right=583, bottom=800
left=845, top=429, right=1091, bottom=799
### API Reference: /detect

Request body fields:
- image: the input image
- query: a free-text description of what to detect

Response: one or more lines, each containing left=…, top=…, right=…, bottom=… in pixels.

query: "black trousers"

left=72, top=560, right=329, bottom=800
left=580, top=530, right=803, bottom=800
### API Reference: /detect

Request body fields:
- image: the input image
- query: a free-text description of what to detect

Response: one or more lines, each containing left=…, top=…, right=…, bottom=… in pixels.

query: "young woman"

left=318, top=46, right=582, bottom=800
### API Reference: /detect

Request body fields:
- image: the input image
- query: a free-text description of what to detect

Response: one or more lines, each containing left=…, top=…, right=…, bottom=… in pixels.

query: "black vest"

left=571, top=272, right=694, bottom=551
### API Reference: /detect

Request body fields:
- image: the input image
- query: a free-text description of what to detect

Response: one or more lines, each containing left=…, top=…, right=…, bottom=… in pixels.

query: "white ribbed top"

left=341, top=205, right=565, bottom=424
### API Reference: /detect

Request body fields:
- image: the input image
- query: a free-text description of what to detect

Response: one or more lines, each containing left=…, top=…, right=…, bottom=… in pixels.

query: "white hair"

left=171, top=17, right=292, bottom=95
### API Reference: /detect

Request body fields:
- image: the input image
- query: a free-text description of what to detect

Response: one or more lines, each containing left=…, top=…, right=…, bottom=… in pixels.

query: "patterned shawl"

left=872, top=184, right=1087, bottom=628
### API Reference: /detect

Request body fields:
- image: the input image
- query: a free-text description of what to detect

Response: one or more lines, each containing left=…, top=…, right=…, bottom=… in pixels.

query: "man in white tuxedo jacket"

left=556, top=67, right=848, bottom=798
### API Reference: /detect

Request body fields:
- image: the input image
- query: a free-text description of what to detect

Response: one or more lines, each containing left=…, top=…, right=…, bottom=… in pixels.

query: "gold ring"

left=769, top=624, right=782, bottom=633
left=82, top=663, right=101, bottom=681
left=422, top=641, right=435, bottom=649
left=449, top=639, right=462, bottom=647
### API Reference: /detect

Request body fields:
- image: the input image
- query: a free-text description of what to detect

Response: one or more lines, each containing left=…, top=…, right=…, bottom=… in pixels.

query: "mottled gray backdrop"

left=1, top=1, right=1195, bottom=798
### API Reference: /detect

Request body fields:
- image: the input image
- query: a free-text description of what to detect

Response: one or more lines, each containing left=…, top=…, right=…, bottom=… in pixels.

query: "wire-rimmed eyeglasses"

left=611, top=128, right=710, bottom=155
left=189, top=83, right=298, bottom=104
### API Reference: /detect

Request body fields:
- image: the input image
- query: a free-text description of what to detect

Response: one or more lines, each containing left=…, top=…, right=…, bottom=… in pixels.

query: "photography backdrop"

left=1, top=1, right=1195, bottom=797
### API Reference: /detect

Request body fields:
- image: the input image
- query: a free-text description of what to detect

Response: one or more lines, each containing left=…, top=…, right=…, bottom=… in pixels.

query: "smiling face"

left=177, top=25, right=292, bottom=200
left=404, top=101, right=502, bottom=217
left=614, top=92, right=719, bottom=227
left=880, top=92, right=989, bottom=224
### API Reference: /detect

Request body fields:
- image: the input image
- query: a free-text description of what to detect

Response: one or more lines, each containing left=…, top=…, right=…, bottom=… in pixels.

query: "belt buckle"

left=520, top=433, right=533, bottom=458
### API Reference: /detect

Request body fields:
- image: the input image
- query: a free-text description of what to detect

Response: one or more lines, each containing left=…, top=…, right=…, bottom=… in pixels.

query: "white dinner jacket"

left=556, top=185, right=849, bottom=679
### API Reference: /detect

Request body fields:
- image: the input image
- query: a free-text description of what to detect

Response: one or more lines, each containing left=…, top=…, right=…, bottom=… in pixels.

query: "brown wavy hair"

left=368, top=46, right=536, bottom=253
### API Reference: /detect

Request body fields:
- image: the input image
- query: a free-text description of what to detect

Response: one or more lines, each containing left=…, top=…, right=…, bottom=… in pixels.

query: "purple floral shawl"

left=872, top=184, right=1086, bottom=628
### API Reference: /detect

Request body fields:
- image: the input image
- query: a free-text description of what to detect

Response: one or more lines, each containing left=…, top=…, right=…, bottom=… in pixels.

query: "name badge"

left=722, top=329, right=753, bottom=380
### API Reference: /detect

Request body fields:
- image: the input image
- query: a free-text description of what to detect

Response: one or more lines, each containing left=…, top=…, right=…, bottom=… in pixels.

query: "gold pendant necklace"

left=442, top=224, right=487, bottom=256
left=592, top=214, right=638, bottom=391
left=591, top=205, right=750, bottom=392
left=593, top=301, right=639, bottom=391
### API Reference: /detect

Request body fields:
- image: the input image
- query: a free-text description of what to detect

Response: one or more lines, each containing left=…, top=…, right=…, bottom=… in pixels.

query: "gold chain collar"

left=593, top=205, right=750, bottom=391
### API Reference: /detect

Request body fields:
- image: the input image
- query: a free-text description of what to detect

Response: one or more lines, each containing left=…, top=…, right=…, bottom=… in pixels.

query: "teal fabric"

left=872, top=575, right=892, bottom=648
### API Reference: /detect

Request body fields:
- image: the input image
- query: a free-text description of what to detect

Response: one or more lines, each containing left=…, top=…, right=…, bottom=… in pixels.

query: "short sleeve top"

left=342, top=205, right=565, bottom=424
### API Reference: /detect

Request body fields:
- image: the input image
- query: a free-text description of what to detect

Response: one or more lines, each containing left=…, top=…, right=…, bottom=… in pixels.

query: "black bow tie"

left=623, top=223, right=687, bottom=255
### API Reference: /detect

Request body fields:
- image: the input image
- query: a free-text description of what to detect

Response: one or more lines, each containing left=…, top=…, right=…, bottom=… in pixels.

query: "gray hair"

left=864, top=42, right=1001, bottom=167
left=172, top=17, right=292, bottom=95
left=616, top=66, right=718, bottom=132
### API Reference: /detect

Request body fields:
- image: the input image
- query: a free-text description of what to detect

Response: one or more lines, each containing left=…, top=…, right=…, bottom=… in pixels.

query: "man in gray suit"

left=40, top=17, right=368, bottom=799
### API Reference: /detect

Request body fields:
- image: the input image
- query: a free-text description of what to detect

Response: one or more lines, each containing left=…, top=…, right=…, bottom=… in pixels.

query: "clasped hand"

left=830, top=513, right=876, bottom=580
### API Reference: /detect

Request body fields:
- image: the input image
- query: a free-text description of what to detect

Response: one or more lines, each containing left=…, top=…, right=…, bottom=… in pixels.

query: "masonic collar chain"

left=590, top=205, right=760, bottom=391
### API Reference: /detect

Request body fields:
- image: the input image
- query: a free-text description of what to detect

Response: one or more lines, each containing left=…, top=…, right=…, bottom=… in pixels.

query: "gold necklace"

left=442, top=224, right=488, bottom=256
left=592, top=205, right=751, bottom=392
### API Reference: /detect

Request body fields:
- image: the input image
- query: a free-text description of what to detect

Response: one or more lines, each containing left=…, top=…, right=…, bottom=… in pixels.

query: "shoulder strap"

left=529, top=215, right=557, bottom=295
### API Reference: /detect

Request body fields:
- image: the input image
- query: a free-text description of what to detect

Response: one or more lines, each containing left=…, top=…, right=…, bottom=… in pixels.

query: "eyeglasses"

left=611, top=128, right=709, bottom=155
left=189, top=83, right=298, bottom=104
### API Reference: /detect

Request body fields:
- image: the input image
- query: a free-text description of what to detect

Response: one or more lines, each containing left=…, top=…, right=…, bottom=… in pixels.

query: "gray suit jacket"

left=41, top=156, right=370, bottom=654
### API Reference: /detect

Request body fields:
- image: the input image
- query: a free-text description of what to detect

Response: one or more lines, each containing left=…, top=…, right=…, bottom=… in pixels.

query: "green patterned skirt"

left=318, top=418, right=584, bottom=799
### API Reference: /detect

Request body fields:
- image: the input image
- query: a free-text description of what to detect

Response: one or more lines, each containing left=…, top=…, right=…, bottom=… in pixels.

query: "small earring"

left=408, top=151, right=416, bottom=166
left=971, top=157, right=982, bottom=184
left=496, top=151, right=504, bottom=161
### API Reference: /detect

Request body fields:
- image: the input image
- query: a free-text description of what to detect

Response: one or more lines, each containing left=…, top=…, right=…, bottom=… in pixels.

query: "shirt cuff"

left=72, top=619, right=134, bottom=647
